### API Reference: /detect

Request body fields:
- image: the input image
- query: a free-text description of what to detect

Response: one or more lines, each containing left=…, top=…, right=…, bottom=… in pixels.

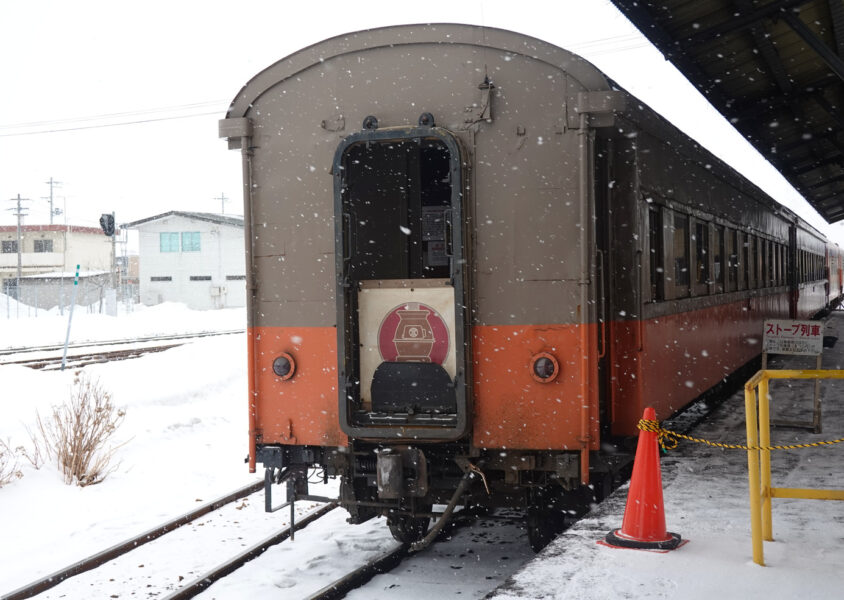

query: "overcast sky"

left=3, top=0, right=844, bottom=246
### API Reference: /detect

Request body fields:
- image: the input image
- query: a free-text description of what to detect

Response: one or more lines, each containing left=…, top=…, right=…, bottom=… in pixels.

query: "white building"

left=0, top=225, right=114, bottom=299
left=124, top=211, right=245, bottom=310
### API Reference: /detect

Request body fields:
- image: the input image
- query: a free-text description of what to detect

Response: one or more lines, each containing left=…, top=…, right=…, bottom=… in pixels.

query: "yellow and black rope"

left=638, top=418, right=844, bottom=452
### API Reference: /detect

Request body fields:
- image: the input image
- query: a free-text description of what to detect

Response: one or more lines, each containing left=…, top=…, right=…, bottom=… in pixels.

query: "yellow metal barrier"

left=744, top=369, right=844, bottom=566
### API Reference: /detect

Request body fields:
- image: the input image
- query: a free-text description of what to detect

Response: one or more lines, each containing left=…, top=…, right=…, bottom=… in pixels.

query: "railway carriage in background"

left=220, top=24, right=842, bottom=549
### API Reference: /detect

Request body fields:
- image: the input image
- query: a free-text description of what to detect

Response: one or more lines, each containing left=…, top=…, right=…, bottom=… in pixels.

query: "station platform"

left=490, top=312, right=844, bottom=599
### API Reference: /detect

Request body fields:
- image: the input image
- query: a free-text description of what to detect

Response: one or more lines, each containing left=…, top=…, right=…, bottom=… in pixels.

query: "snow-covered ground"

left=0, top=302, right=259, bottom=596
left=491, top=318, right=844, bottom=600
left=3, top=301, right=844, bottom=599
left=1, top=301, right=534, bottom=600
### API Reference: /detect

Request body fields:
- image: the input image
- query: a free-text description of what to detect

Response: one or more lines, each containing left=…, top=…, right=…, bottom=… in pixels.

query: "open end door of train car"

left=333, top=126, right=469, bottom=440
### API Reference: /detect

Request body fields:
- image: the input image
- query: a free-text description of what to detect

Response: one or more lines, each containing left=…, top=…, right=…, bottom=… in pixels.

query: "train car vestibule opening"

left=336, top=133, right=466, bottom=431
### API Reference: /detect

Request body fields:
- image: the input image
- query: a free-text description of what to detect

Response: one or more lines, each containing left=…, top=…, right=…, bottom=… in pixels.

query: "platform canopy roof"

left=610, top=0, right=844, bottom=223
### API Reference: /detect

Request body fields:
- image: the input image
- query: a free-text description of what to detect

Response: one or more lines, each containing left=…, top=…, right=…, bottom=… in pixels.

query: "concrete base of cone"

left=603, top=528, right=683, bottom=551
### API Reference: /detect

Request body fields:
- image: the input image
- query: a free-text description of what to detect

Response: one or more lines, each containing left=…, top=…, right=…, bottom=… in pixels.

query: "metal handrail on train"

left=743, top=369, right=844, bottom=566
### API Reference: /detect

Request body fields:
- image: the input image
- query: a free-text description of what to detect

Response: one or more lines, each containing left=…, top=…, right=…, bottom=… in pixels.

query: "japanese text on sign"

left=762, top=320, right=823, bottom=356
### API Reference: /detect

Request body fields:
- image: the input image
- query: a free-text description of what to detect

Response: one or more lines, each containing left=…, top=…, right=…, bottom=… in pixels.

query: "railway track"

left=0, top=481, right=335, bottom=600
left=1, top=480, right=262, bottom=600
left=163, top=503, right=338, bottom=600
left=0, top=329, right=243, bottom=370
left=1, top=380, right=732, bottom=600
left=0, top=336, right=751, bottom=599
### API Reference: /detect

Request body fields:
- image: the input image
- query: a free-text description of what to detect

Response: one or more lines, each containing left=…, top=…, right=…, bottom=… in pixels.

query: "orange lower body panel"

left=471, top=324, right=600, bottom=451
left=610, top=293, right=791, bottom=436
left=251, top=323, right=601, bottom=455
left=250, top=326, right=347, bottom=448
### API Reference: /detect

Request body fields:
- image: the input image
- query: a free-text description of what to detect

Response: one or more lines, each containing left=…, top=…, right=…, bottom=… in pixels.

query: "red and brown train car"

left=220, top=24, right=841, bottom=548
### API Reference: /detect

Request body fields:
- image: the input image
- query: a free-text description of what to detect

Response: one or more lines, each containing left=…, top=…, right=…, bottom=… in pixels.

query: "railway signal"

left=99, top=213, right=115, bottom=236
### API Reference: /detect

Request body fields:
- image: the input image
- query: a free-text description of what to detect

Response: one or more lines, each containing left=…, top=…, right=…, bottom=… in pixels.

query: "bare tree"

left=0, top=438, right=23, bottom=488
left=36, top=372, right=127, bottom=486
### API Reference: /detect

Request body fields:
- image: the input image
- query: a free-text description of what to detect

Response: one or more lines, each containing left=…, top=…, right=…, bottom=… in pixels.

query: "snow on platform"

left=490, top=312, right=844, bottom=600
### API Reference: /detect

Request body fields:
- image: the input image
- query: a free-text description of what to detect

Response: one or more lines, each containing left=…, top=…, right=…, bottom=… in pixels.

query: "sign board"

left=762, top=320, right=823, bottom=356
left=357, top=280, right=456, bottom=406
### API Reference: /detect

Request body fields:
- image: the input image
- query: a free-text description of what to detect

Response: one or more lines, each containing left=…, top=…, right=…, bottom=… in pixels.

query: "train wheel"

left=387, top=512, right=431, bottom=544
left=526, top=505, right=567, bottom=552
left=526, top=485, right=590, bottom=552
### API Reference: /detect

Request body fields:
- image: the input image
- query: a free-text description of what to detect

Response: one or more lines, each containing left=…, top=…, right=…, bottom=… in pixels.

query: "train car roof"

left=609, top=0, right=844, bottom=224
left=224, top=23, right=613, bottom=119
left=222, top=22, right=829, bottom=244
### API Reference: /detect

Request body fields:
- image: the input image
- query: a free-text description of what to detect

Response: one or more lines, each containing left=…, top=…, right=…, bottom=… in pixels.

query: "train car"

left=825, top=242, right=843, bottom=308
left=219, top=24, right=835, bottom=549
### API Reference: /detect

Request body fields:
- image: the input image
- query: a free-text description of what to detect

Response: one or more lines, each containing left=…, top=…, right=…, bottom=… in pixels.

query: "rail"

left=1, top=480, right=263, bottom=600
left=744, top=369, right=844, bottom=567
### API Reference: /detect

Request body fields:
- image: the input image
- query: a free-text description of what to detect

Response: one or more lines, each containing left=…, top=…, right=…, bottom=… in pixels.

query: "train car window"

left=671, top=212, right=690, bottom=298
left=806, top=251, right=811, bottom=283
left=768, top=242, right=778, bottom=287
left=767, top=241, right=772, bottom=287
left=760, top=239, right=768, bottom=288
left=648, top=207, right=664, bottom=301
left=800, top=250, right=806, bottom=283
left=728, top=229, right=739, bottom=291
left=780, top=244, right=786, bottom=286
left=745, top=235, right=755, bottom=289
left=694, top=220, right=710, bottom=294
left=340, top=138, right=452, bottom=280
left=713, top=225, right=725, bottom=292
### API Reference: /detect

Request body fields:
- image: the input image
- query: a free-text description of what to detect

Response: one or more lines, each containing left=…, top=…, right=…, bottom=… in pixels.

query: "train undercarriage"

left=258, top=441, right=630, bottom=551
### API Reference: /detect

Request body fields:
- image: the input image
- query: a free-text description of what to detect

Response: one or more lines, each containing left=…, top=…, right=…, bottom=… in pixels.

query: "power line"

left=0, top=100, right=229, bottom=130
left=0, top=110, right=223, bottom=137
left=0, top=101, right=229, bottom=137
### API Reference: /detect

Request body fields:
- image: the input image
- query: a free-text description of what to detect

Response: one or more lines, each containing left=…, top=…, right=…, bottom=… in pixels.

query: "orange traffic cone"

left=603, top=406, right=683, bottom=550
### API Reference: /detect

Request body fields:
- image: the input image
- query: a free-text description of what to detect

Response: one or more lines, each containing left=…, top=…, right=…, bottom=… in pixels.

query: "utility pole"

left=43, top=177, right=63, bottom=225
left=5, top=194, right=30, bottom=315
left=214, top=193, right=228, bottom=215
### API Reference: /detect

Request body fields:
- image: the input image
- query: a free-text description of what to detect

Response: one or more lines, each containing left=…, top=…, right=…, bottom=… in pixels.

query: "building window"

left=189, top=275, right=212, bottom=281
left=226, top=274, right=246, bottom=281
left=33, top=239, right=53, bottom=253
left=181, top=232, right=201, bottom=252
left=150, top=276, right=172, bottom=282
left=2, top=240, right=18, bottom=253
left=160, top=232, right=180, bottom=253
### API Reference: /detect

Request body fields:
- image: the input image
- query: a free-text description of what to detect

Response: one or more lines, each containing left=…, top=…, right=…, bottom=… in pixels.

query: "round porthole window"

left=272, top=352, right=296, bottom=381
left=530, top=352, right=559, bottom=383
